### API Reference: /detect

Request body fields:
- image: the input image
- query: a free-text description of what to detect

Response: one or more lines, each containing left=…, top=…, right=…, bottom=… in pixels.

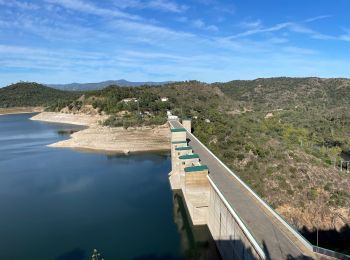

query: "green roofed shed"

left=184, top=165, right=208, bottom=173
left=171, top=128, right=186, bottom=132
left=179, top=154, right=199, bottom=160
left=171, top=140, right=187, bottom=144
left=175, top=146, right=192, bottom=151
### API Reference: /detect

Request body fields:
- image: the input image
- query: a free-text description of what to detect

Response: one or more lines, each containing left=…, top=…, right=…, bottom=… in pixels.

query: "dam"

left=168, top=119, right=349, bottom=260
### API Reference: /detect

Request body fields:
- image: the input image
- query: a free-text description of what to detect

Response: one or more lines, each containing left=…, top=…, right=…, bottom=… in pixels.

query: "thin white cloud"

left=147, top=0, right=188, bottom=13
left=0, top=44, right=113, bottom=72
left=117, top=0, right=188, bottom=13
left=305, top=15, right=332, bottom=23
left=0, top=0, right=39, bottom=10
left=0, top=15, right=110, bottom=42
left=287, top=23, right=336, bottom=40
left=282, top=46, right=318, bottom=55
left=110, top=19, right=195, bottom=41
left=240, top=19, right=262, bottom=29
left=1, top=3, right=349, bottom=86
left=176, top=17, right=218, bottom=31
left=339, top=34, right=350, bottom=42
left=193, top=19, right=218, bottom=31
left=228, top=17, right=349, bottom=43
left=45, top=0, right=141, bottom=20
left=228, top=22, right=292, bottom=39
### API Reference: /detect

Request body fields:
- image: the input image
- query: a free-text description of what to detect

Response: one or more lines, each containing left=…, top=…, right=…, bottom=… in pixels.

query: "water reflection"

left=57, top=129, right=81, bottom=136
left=172, top=191, right=221, bottom=260
left=106, top=152, right=171, bottom=161
left=0, top=113, right=182, bottom=260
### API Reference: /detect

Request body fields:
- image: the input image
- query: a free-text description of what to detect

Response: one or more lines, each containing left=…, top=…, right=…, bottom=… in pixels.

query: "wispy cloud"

left=176, top=17, right=218, bottom=31
left=339, top=33, right=350, bottom=42
left=282, top=46, right=318, bottom=55
left=192, top=19, right=218, bottom=31
left=0, top=1, right=349, bottom=85
left=117, top=0, right=188, bottom=13
left=0, top=0, right=39, bottom=10
left=228, top=16, right=350, bottom=43
left=240, top=19, right=262, bottom=29
left=0, top=15, right=110, bottom=42
left=110, top=19, right=195, bottom=41
left=45, top=0, right=141, bottom=20
left=144, top=0, right=188, bottom=13
left=228, top=22, right=292, bottom=39
left=304, top=15, right=332, bottom=23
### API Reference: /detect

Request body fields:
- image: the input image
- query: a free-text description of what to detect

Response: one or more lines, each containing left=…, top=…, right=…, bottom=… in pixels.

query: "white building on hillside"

left=122, top=98, right=138, bottom=103
left=167, top=110, right=178, bottom=120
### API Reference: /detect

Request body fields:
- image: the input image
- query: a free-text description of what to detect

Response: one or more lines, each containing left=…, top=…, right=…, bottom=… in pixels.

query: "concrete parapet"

left=182, top=119, right=191, bottom=133
left=208, top=178, right=263, bottom=260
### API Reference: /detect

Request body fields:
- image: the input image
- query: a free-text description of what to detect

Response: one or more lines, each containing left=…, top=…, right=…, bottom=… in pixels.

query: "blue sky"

left=0, top=0, right=350, bottom=86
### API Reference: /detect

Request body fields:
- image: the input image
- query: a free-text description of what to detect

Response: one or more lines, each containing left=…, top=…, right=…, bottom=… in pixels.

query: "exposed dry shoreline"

left=0, top=107, right=44, bottom=115
left=30, top=112, right=171, bottom=154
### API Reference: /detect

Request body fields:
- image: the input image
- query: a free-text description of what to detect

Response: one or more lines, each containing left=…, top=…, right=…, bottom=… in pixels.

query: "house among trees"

left=161, top=97, right=169, bottom=102
left=122, top=98, right=138, bottom=103
left=167, top=110, right=178, bottom=120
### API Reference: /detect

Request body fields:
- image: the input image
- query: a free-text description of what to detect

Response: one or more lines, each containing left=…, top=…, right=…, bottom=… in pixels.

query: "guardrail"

left=314, top=246, right=350, bottom=260
left=208, top=176, right=266, bottom=259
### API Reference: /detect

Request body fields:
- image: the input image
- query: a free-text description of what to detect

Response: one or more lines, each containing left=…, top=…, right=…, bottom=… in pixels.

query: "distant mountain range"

left=47, top=80, right=173, bottom=91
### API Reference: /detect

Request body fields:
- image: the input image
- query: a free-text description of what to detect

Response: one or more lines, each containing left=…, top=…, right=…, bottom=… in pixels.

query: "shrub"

left=307, top=188, right=318, bottom=201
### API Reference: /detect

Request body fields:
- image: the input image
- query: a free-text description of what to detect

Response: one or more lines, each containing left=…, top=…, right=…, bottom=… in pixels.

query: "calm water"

left=0, top=113, right=219, bottom=260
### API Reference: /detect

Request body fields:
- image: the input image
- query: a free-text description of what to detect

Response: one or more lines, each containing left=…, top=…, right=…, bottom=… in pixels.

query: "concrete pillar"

left=170, top=128, right=187, bottom=171
left=184, top=165, right=209, bottom=188
left=171, top=140, right=187, bottom=171
left=171, top=127, right=187, bottom=142
left=183, top=165, right=210, bottom=225
left=182, top=119, right=192, bottom=133
left=178, top=154, right=200, bottom=172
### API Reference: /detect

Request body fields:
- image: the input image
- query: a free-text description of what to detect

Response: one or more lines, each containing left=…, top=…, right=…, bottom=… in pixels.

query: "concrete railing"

left=208, top=176, right=266, bottom=259
left=314, top=246, right=350, bottom=260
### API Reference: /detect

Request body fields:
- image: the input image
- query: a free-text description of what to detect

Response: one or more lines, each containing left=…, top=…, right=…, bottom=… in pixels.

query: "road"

left=169, top=120, right=313, bottom=260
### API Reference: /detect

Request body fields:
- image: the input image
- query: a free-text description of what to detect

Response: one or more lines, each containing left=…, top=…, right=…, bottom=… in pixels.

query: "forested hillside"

left=82, top=78, right=350, bottom=252
left=1, top=78, right=350, bottom=252
left=0, top=82, right=80, bottom=108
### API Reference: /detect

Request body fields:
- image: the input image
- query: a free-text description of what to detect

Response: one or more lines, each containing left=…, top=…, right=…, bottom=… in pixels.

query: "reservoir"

left=0, top=113, right=219, bottom=260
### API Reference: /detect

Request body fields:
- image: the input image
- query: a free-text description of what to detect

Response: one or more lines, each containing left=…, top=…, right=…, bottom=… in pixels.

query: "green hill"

left=1, top=78, right=350, bottom=247
left=0, top=82, right=80, bottom=108
left=219, top=77, right=350, bottom=110
left=79, top=78, right=350, bottom=240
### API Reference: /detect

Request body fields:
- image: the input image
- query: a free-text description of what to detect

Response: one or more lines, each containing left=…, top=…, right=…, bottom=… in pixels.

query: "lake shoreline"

left=0, top=107, right=44, bottom=115
left=31, top=112, right=171, bottom=154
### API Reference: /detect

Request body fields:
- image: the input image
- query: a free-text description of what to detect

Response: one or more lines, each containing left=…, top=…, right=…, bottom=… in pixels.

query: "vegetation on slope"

left=0, top=82, right=80, bottom=108
left=79, top=78, right=350, bottom=234
left=1, top=79, right=350, bottom=252
left=69, top=85, right=172, bottom=128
